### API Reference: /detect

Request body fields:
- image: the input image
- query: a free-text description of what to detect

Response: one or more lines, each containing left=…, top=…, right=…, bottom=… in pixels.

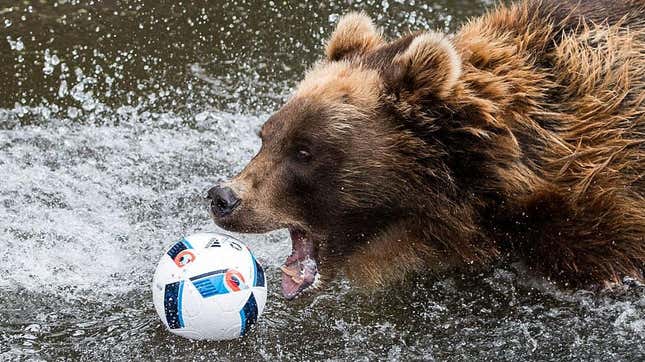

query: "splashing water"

left=0, top=0, right=643, bottom=360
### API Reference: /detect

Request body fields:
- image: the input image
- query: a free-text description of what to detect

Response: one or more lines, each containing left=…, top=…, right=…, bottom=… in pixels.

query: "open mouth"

left=280, top=228, right=319, bottom=300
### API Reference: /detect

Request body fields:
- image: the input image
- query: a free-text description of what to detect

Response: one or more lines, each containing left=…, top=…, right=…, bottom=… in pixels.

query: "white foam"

left=0, top=109, right=280, bottom=295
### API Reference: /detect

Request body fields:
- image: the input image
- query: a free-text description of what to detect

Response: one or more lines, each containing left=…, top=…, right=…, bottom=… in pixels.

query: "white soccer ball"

left=152, top=232, right=267, bottom=340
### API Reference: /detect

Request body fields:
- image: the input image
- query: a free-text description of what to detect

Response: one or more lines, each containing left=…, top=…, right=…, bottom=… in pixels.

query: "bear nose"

left=206, top=185, right=241, bottom=217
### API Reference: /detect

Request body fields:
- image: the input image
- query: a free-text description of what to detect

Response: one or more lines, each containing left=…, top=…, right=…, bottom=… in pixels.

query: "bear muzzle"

left=206, top=185, right=241, bottom=217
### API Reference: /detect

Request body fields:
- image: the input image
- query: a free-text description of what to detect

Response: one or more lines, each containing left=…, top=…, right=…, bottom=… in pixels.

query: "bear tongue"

left=281, top=229, right=318, bottom=300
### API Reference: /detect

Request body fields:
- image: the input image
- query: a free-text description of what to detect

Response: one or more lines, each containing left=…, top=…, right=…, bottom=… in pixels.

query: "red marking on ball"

left=224, top=269, right=246, bottom=291
left=174, top=250, right=195, bottom=267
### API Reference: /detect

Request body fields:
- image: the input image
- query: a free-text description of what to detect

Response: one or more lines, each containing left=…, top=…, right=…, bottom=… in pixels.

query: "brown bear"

left=208, top=0, right=645, bottom=300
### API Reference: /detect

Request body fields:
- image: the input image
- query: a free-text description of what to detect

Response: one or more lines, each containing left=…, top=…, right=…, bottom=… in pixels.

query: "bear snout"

left=206, top=185, right=241, bottom=218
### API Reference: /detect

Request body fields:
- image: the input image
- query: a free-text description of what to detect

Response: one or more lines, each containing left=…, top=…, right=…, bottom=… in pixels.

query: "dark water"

left=1, top=0, right=643, bottom=360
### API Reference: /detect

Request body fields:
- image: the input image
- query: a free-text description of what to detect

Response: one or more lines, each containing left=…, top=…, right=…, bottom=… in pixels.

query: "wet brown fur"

left=216, top=0, right=645, bottom=291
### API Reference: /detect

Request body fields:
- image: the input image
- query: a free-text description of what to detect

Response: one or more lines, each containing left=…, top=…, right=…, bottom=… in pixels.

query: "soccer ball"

left=152, top=232, right=267, bottom=340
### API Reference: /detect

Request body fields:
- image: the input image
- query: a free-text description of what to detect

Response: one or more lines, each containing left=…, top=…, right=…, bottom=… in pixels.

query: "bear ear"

left=325, top=12, right=384, bottom=62
left=388, top=32, right=461, bottom=101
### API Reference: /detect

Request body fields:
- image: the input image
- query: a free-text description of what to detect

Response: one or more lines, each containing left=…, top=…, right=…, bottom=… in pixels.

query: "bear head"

left=210, top=13, right=472, bottom=299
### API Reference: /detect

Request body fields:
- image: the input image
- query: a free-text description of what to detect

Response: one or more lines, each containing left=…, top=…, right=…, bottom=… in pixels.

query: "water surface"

left=1, top=0, right=643, bottom=360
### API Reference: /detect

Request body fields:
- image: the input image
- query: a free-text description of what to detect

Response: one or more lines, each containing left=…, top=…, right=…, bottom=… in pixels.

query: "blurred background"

left=1, top=0, right=643, bottom=360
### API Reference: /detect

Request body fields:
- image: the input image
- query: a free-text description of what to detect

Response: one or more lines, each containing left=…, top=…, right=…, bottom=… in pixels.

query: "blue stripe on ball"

left=181, top=238, right=193, bottom=250
left=163, top=281, right=184, bottom=329
left=239, top=292, right=258, bottom=336
left=252, top=257, right=265, bottom=287
left=167, top=242, right=186, bottom=259
left=190, top=269, right=230, bottom=297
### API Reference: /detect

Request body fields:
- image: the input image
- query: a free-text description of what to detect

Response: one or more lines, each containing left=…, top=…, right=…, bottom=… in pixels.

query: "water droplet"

left=7, top=36, right=25, bottom=51
left=58, top=80, right=68, bottom=98
left=82, top=99, right=96, bottom=111
left=67, top=107, right=79, bottom=119
left=43, top=63, right=54, bottom=75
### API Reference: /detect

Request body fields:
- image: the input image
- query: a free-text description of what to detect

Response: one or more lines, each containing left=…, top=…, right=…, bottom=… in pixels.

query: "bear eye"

left=296, top=149, right=312, bottom=162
